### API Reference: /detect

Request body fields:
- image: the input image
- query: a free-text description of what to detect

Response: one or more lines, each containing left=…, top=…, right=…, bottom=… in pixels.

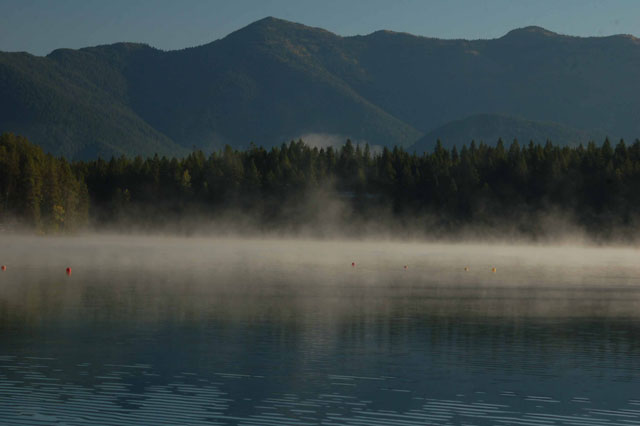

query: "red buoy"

left=1, top=265, right=5, bottom=271
left=66, top=267, right=72, bottom=276
left=351, top=262, right=356, bottom=267
left=404, top=265, right=408, bottom=270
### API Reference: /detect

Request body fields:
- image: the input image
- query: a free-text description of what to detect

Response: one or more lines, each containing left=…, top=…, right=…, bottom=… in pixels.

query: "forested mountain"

left=1, top=18, right=639, bottom=159
left=0, top=49, right=186, bottom=159
left=410, top=114, right=605, bottom=152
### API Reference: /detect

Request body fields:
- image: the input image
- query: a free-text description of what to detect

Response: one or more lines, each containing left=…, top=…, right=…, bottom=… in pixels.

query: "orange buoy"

left=491, top=267, right=497, bottom=273
left=66, top=267, right=72, bottom=276
left=1, top=265, right=5, bottom=271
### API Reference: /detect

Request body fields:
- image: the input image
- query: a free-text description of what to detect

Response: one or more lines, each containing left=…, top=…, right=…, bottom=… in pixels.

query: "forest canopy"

left=0, top=133, right=88, bottom=232
left=2, top=132, right=640, bottom=240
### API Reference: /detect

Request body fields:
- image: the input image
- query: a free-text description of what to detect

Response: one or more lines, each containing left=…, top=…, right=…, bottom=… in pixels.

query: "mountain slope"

left=337, top=26, right=640, bottom=138
left=1, top=17, right=640, bottom=159
left=409, top=113, right=606, bottom=152
left=0, top=50, right=185, bottom=158
left=120, top=18, right=421, bottom=151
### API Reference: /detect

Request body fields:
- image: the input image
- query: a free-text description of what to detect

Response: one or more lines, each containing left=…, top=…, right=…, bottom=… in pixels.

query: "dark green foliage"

left=5, top=132, right=640, bottom=239
left=0, top=133, right=88, bottom=231
left=0, top=50, right=185, bottom=159
left=2, top=18, right=640, bottom=159
left=76, top=135, right=640, bottom=239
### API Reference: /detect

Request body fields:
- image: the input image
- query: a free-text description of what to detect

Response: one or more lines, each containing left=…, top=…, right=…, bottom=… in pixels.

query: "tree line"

left=0, top=133, right=88, bottom=232
left=2, top=132, right=640, bottom=238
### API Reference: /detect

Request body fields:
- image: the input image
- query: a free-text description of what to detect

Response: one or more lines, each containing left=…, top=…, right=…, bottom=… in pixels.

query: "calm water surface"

left=1, top=236, right=640, bottom=425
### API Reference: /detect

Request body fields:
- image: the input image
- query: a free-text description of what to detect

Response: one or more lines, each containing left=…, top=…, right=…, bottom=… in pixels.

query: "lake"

left=1, top=236, right=639, bottom=425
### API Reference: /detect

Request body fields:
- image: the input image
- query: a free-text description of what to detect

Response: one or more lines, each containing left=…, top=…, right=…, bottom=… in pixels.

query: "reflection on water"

left=0, top=236, right=640, bottom=425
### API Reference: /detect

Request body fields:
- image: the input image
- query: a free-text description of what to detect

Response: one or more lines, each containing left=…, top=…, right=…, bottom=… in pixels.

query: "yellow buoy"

left=464, top=267, right=469, bottom=272
left=491, top=267, right=497, bottom=273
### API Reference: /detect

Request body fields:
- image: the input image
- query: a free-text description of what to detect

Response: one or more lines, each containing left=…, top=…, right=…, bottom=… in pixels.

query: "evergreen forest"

left=2, top=132, right=640, bottom=239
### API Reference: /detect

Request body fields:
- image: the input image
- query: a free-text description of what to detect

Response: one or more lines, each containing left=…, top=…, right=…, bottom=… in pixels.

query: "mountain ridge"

left=20, top=18, right=640, bottom=56
left=409, top=113, right=607, bottom=153
left=1, top=17, right=639, bottom=159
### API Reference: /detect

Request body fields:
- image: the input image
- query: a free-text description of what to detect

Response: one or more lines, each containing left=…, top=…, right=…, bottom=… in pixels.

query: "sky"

left=0, top=0, right=638, bottom=55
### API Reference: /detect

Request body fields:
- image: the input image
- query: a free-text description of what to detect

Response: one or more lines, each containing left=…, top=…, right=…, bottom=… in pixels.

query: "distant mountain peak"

left=47, top=42, right=151, bottom=58
left=1, top=18, right=639, bottom=160
left=614, top=33, right=640, bottom=43
left=230, top=16, right=336, bottom=40
left=88, top=42, right=153, bottom=53
left=250, top=16, right=295, bottom=27
left=501, top=26, right=559, bottom=40
left=409, top=113, right=602, bottom=152
left=366, top=29, right=422, bottom=40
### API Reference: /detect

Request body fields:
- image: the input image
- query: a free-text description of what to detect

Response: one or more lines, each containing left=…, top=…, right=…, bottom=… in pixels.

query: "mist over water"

left=1, top=235, right=640, bottom=425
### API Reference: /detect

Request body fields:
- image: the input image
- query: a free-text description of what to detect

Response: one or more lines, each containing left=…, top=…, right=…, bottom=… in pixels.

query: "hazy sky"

left=1, top=0, right=638, bottom=55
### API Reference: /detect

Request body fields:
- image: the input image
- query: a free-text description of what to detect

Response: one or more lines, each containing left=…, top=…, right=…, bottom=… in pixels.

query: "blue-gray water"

left=1, top=236, right=640, bottom=425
